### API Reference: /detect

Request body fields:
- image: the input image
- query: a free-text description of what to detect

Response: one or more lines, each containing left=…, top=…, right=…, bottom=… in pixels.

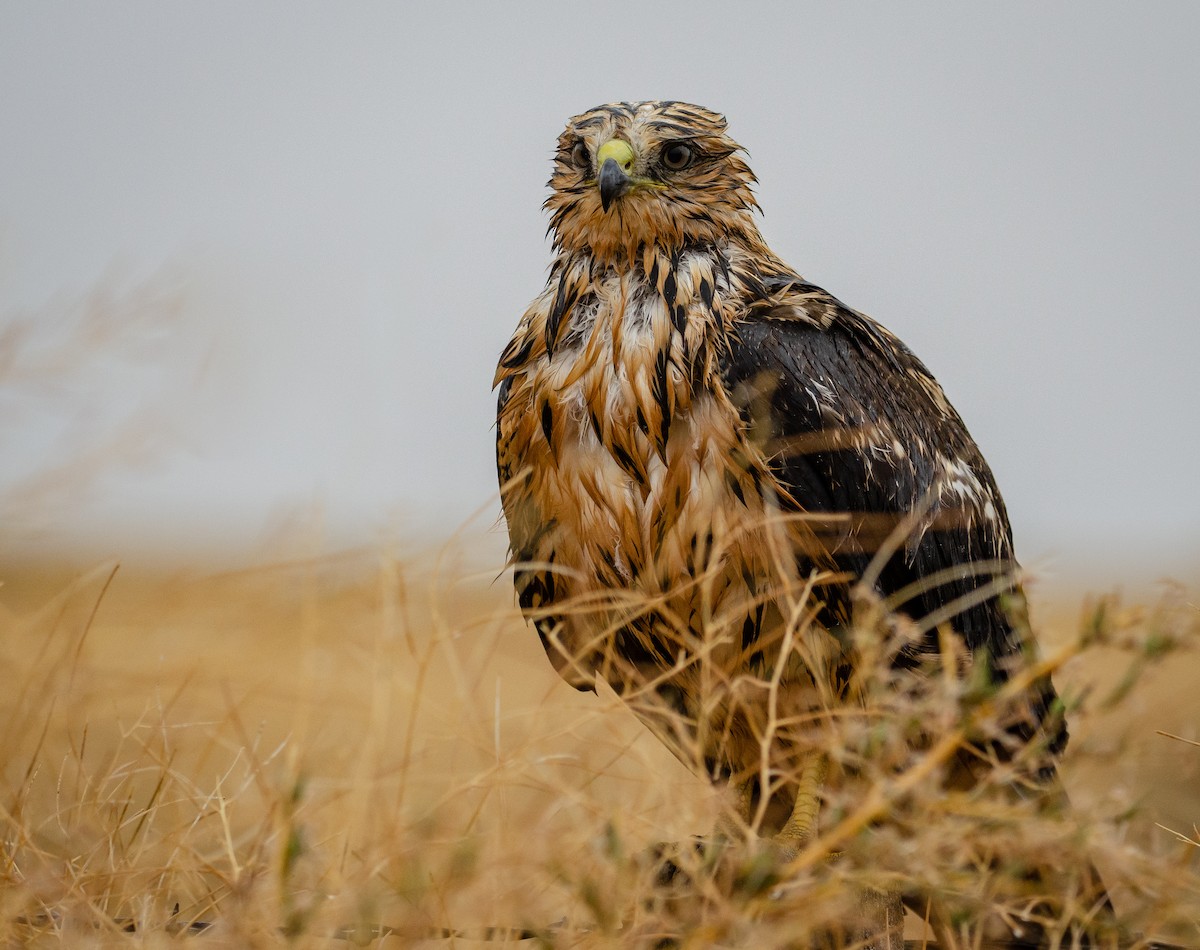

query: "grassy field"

left=1, top=541, right=1197, bottom=947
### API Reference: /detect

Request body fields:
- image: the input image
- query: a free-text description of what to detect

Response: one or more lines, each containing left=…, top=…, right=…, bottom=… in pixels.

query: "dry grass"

left=1, top=543, right=1197, bottom=948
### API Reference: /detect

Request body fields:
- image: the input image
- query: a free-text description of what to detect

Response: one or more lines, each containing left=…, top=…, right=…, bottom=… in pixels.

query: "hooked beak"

left=596, top=139, right=635, bottom=212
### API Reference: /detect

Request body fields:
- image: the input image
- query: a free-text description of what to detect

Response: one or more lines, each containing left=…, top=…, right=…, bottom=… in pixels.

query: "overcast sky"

left=1, top=2, right=1197, bottom=585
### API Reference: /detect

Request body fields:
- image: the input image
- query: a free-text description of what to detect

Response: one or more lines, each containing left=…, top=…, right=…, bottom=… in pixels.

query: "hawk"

left=495, top=102, right=1104, bottom=942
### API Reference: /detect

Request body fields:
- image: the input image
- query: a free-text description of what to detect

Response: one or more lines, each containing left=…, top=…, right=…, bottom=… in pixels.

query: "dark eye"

left=570, top=141, right=590, bottom=169
left=660, top=141, right=693, bottom=170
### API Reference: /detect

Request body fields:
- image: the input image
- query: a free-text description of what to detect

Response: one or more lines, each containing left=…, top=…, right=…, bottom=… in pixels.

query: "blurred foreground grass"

left=0, top=547, right=719, bottom=947
left=1, top=546, right=1197, bottom=947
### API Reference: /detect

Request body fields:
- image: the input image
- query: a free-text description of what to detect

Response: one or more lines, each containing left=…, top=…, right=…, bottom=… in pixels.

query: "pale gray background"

left=1, top=2, right=1197, bottom=585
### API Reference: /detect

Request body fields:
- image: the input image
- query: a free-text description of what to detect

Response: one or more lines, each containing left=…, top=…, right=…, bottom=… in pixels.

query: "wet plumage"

left=493, top=100, right=1116, bottom=944
left=496, top=100, right=1061, bottom=775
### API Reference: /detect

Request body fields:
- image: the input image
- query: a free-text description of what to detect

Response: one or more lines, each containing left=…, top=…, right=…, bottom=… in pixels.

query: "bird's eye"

left=660, top=142, right=693, bottom=170
left=570, top=141, right=590, bottom=169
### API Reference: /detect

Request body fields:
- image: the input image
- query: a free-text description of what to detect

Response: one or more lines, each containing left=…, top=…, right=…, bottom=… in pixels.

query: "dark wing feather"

left=722, top=277, right=1064, bottom=762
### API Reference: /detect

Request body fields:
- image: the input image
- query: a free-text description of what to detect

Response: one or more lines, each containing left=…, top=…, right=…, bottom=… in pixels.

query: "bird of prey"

left=495, top=101, right=1103, bottom=942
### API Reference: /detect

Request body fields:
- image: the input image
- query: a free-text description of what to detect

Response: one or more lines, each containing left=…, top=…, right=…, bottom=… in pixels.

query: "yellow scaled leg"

left=774, top=750, right=829, bottom=856
left=772, top=751, right=905, bottom=949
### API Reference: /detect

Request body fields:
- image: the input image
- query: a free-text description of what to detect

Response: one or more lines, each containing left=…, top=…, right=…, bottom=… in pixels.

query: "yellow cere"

left=596, top=138, right=636, bottom=173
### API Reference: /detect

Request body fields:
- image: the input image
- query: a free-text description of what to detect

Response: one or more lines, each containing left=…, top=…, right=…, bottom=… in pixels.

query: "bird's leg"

left=772, top=749, right=828, bottom=858
left=770, top=751, right=906, bottom=950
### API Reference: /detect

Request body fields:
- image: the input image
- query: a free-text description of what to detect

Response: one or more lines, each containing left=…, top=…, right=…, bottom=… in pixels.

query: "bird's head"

left=545, top=101, right=762, bottom=262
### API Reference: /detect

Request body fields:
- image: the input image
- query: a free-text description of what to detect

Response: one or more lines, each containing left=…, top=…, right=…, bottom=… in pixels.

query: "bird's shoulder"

left=723, top=268, right=979, bottom=460
left=719, top=264, right=1010, bottom=532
